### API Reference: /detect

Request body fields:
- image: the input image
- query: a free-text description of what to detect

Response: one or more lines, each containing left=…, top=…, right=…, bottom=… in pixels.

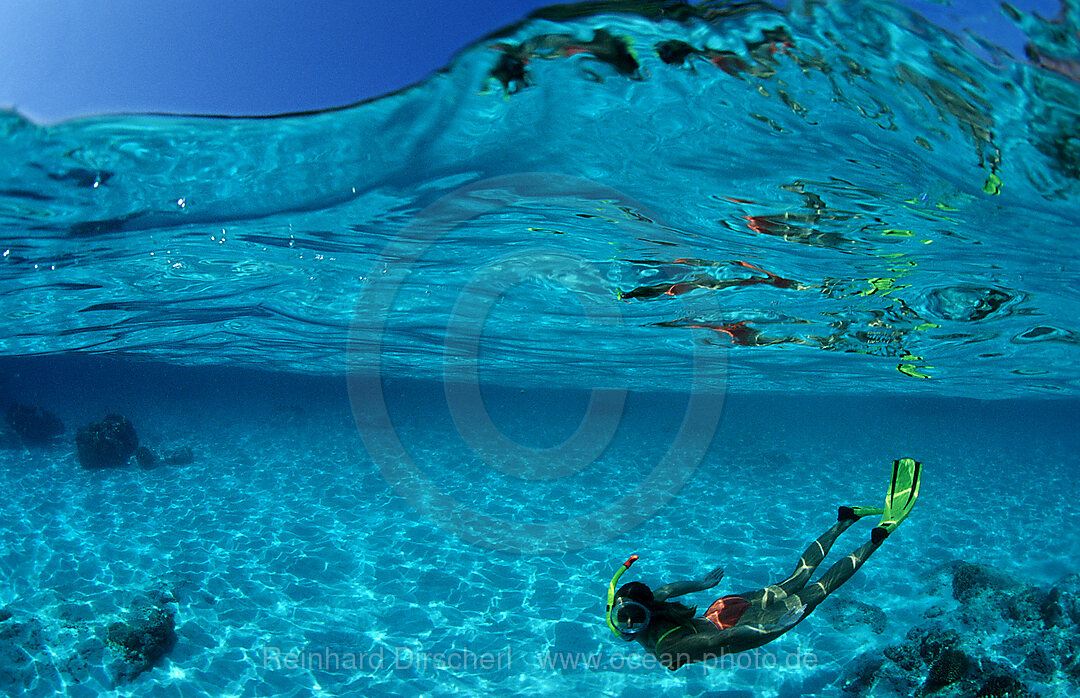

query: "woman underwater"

left=605, top=458, right=922, bottom=670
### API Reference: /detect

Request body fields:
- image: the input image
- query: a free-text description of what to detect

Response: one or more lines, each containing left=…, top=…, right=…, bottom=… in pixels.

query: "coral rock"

left=75, top=415, right=138, bottom=468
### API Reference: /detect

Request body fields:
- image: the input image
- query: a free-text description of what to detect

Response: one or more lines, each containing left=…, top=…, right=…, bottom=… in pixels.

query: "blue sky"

left=0, top=0, right=1063, bottom=123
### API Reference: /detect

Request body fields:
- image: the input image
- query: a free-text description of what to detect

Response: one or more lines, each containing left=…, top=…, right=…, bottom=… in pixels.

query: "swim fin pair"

left=839, top=458, right=922, bottom=543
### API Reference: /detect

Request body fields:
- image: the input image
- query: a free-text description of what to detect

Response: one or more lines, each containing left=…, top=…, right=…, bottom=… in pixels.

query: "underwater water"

left=1, top=0, right=1079, bottom=696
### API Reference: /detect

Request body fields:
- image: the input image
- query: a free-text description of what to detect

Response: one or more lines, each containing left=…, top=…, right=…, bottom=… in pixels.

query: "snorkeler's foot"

left=872, top=458, right=923, bottom=543
left=838, top=505, right=885, bottom=522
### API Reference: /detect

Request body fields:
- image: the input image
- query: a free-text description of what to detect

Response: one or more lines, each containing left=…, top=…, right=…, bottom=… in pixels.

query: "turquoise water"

left=1, top=1, right=1079, bottom=696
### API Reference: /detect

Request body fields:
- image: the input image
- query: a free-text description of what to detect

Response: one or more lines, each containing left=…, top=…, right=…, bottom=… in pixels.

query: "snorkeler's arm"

left=653, top=566, right=724, bottom=601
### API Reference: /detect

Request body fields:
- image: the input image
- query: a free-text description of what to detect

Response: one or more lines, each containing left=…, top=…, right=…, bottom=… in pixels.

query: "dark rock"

left=1043, top=573, right=1080, bottom=628
left=913, top=626, right=962, bottom=664
left=106, top=606, right=175, bottom=661
left=141, top=581, right=178, bottom=607
left=1005, top=585, right=1049, bottom=624
left=134, top=446, right=157, bottom=468
left=840, top=652, right=883, bottom=696
left=1041, top=595, right=1066, bottom=627
left=5, top=403, right=64, bottom=445
left=867, top=564, right=1080, bottom=697
left=973, top=660, right=1032, bottom=694
left=952, top=563, right=1017, bottom=603
left=953, top=562, right=991, bottom=602
left=75, top=415, right=138, bottom=468
left=976, top=672, right=1032, bottom=697
left=0, top=608, right=10, bottom=623
left=1021, top=645, right=1056, bottom=678
left=162, top=446, right=194, bottom=466
left=1066, top=652, right=1080, bottom=681
left=104, top=601, right=177, bottom=684
left=884, top=641, right=923, bottom=673
left=922, top=647, right=969, bottom=694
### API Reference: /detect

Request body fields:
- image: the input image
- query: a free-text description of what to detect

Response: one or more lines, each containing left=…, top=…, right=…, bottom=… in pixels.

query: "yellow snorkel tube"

left=605, top=554, right=639, bottom=635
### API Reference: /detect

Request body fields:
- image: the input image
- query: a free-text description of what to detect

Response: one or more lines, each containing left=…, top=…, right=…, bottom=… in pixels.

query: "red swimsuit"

left=704, top=595, right=751, bottom=630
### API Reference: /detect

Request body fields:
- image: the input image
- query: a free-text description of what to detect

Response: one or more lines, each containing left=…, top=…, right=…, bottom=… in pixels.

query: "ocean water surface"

left=1, top=1, right=1079, bottom=696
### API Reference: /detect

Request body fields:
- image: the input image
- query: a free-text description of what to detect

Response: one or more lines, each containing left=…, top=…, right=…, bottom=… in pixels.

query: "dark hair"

left=615, top=581, right=653, bottom=606
left=614, top=581, right=697, bottom=628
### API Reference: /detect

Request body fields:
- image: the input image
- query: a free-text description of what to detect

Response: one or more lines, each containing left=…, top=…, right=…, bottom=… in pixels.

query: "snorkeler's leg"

left=791, top=459, right=923, bottom=609
left=793, top=536, right=882, bottom=609
left=737, top=507, right=884, bottom=608
left=772, top=516, right=858, bottom=597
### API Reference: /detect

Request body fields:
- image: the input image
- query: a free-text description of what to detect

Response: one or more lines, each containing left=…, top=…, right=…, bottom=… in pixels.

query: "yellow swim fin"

left=872, top=458, right=922, bottom=543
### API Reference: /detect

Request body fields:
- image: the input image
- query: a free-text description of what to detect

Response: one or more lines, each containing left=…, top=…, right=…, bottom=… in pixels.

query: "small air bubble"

left=177, top=198, right=186, bottom=208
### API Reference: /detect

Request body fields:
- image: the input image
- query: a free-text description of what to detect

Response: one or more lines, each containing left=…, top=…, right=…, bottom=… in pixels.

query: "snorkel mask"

left=606, top=554, right=649, bottom=637
left=611, top=597, right=652, bottom=636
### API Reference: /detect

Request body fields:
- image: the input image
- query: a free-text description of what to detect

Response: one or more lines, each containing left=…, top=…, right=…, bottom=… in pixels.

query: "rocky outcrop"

left=841, top=563, right=1079, bottom=697
left=75, top=414, right=139, bottom=468
left=104, top=588, right=179, bottom=685
left=4, top=403, right=64, bottom=446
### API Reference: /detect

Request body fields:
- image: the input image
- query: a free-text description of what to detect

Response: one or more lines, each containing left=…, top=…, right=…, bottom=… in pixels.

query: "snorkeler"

left=605, top=458, right=922, bottom=671
left=621, top=260, right=810, bottom=300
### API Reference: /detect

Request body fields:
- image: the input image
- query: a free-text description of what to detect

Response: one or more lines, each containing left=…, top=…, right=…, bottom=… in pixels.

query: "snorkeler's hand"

left=655, top=567, right=726, bottom=601
left=702, top=566, right=725, bottom=588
